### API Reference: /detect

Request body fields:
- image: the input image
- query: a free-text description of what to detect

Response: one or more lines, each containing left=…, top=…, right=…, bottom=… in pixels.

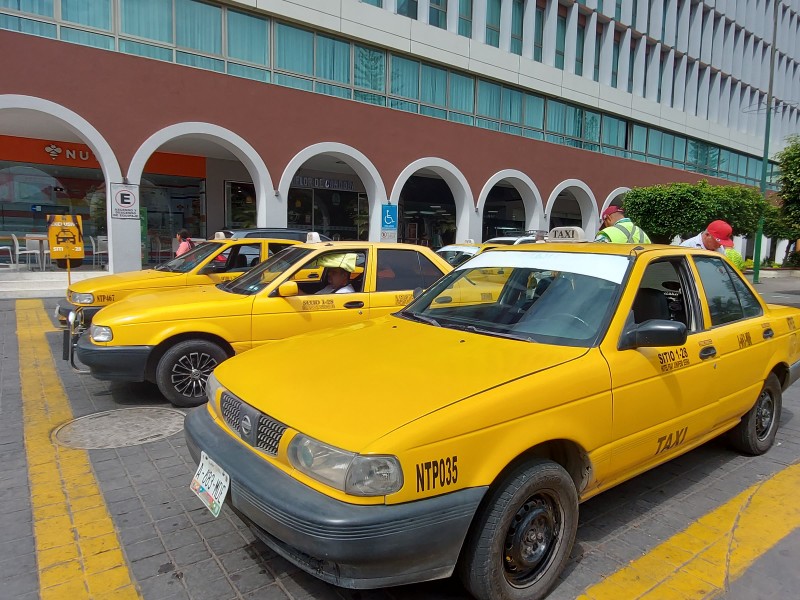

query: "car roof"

left=216, top=229, right=332, bottom=241
left=482, top=242, right=709, bottom=257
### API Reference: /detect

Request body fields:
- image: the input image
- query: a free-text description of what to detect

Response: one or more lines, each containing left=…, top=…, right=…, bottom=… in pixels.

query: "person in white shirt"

left=316, top=253, right=357, bottom=294
left=679, top=220, right=733, bottom=255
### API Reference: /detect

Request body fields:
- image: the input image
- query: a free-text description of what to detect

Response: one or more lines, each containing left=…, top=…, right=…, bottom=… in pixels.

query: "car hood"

left=69, top=269, right=184, bottom=295
left=93, top=284, right=252, bottom=325
left=214, top=316, right=587, bottom=451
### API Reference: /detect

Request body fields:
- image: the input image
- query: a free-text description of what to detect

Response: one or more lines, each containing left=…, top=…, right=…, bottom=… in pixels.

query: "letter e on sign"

left=110, top=184, right=140, bottom=219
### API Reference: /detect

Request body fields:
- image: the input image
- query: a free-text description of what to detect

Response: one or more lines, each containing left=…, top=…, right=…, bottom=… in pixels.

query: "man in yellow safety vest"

left=595, top=206, right=651, bottom=244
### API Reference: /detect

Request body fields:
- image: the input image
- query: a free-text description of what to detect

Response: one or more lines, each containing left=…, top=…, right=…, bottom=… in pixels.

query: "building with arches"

left=1, top=0, right=797, bottom=273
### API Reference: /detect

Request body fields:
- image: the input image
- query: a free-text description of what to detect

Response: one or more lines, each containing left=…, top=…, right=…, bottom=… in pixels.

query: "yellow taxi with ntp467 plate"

left=184, top=241, right=800, bottom=600
left=76, top=241, right=451, bottom=407
left=59, top=237, right=299, bottom=326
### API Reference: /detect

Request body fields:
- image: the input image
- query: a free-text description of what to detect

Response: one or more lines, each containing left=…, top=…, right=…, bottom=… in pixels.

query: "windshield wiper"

left=398, top=310, right=440, bottom=327
left=441, top=322, right=534, bottom=342
left=155, top=264, right=173, bottom=272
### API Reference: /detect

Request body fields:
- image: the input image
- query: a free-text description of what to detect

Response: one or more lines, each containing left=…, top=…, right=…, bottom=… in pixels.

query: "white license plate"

left=190, top=451, right=230, bottom=518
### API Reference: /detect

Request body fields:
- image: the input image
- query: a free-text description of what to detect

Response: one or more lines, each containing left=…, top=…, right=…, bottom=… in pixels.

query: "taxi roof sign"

left=548, top=226, right=587, bottom=242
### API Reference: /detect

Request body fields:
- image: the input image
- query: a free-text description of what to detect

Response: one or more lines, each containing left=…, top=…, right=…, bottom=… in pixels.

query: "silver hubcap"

left=171, top=352, right=218, bottom=398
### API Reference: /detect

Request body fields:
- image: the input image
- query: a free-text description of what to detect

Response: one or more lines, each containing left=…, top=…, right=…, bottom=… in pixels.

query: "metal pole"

left=753, top=0, right=780, bottom=284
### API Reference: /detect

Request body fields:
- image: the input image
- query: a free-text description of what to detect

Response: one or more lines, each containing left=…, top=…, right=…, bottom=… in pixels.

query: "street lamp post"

left=752, top=0, right=780, bottom=284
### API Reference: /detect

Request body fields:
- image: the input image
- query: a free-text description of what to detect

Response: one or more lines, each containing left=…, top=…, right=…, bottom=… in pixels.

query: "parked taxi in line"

left=435, top=241, right=501, bottom=267
left=184, top=240, right=800, bottom=600
left=77, top=241, right=451, bottom=407
left=59, top=237, right=299, bottom=326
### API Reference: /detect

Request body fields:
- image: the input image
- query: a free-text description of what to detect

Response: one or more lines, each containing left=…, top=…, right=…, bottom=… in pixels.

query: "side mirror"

left=199, top=263, right=225, bottom=275
left=618, top=320, right=687, bottom=351
left=277, top=281, right=299, bottom=297
left=412, top=287, right=424, bottom=299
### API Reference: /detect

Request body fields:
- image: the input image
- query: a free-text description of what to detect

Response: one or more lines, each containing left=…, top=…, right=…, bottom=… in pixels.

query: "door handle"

left=344, top=301, right=364, bottom=309
left=308, top=273, right=319, bottom=279
left=699, top=346, right=717, bottom=360
left=763, top=328, right=774, bottom=339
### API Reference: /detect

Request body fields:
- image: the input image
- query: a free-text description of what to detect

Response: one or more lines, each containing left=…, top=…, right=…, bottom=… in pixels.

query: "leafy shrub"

left=783, top=252, right=800, bottom=267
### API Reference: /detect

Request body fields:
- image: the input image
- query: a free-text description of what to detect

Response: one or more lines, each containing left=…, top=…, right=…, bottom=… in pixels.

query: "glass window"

left=449, top=112, right=474, bottom=125
left=575, top=23, right=585, bottom=76
left=0, top=13, right=55, bottom=36
left=391, top=55, right=419, bottom=99
left=397, top=0, right=417, bottom=18
left=421, top=64, right=447, bottom=107
left=673, top=136, right=686, bottom=163
left=228, top=63, right=270, bottom=82
left=376, top=249, right=442, bottom=291
left=61, top=27, right=114, bottom=49
left=176, top=0, right=221, bottom=54
left=315, top=82, right=351, bottom=99
left=62, top=0, right=110, bottom=30
left=316, top=35, right=350, bottom=84
left=449, top=72, right=474, bottom=113
left=611, top=40, right=620, bottom=87
left=120, top=38, right=172, bottom=61
left=227, top=10, right=268, bottom=66
left=275, top=23, right=313, bottom=76
left=390, top=98, right=418, bottom=112
left=429, top=0, right=446, bottom=29
left=584, top=111, right=600, bottom=143
left=477, top=80, right=501, bottom=119
left=727, top=265, right=763, bottom=318
left=274, top=73, right=313, bottom=91
left=121, top=0, right=172, bottom=43
left=0, top=0, right=51, bottom=15
left=355, top=91, right=386, bottom=106
left=694, top=256, right=746, bottom=326
left=486, top=0, right=501, bottom=47
left=555, top=15, right=567, bottom=70
left=510, top=0, right=523, bottom=55
left=534, top=7, right=544, bottom=61
left=502, top=87, right=523, bottom=124
left=647, top=129, right=662, bottom=157
left=362, top=0, right=382, bottom=6
left=421, top=106, right=447, bottom=119
left=524, top=93, right=545, bottom=130
left=631, top=124, right=647, bottom=154
left=601, top=115, right=626, bottom=148
left=176, top=51, right=224, bottom=71
left=354, top=45, right=385, bottom=91
left=458, top=0, right=472, bottom=37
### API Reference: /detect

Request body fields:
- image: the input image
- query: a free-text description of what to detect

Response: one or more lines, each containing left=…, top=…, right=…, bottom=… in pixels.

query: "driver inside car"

left=316, top=253, right=357, bottom=294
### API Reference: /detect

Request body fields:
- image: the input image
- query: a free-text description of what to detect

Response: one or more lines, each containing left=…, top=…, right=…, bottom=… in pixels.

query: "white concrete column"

left=522, top=0, right=537, bottom=59
left=718, top=75, right=731, bottom=125
left=663, top=0, right=677, bottom=46
left=649, top=0, right=664, bottom=39
left=672, top=54, right=687, bottom=110
left=542, top=0, right=558, bottom=67
left=447, top=0, right=460, bottom=33
left=621, top=0, right=633, bottom=26
left=635, top=0, right=649, bottom=31
left=700, top=7, right=713, bottom=63
left=711, top=14, right=724, bottom=67
left=729, top=81, right=742, bottom=130
left=688, top=1, right=702, bottom=56
left=385, top=0, right=398, bottom=13
left=617, top=28, right=632, bottom=91
left=661, top=48, right=675, bottom=106
left=708, top=70, right=721, bottom=122
left=499, top=0, right=513, bottom=51
left=564, top=4, right=579, bottom=74
left=697, top=66, right=710, bottom=119
left=722, top=21, right=734, bottom=74
left=473, top=0, right=488, bottom=44
left=633, top=35, right=647, bottom=96
left=418, top=0, right=430, bottom=23
left=676, top=0, right=690, bottom=53
left=684, top=59, right=699, bottom=115
left=645, top=42, right=660, bottom=101
left=584, top=12, right=598, bottom=80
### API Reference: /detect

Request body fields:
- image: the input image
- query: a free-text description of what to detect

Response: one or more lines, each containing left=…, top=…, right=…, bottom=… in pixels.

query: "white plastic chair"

left=24, top=238, right=51, bottom=270
left=12, top=234, right=40, bottom=269
left=91, top=236, right=109, bottom=268
left=0, top=242, right=12, bottom=265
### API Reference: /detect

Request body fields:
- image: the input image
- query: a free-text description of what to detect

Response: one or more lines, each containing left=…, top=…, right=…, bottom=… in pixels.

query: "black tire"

left=728, top=372, right=782, bottom=455
left=155, top=340, right=228, bottom=407
left=457, top=459, right=578, bottom=600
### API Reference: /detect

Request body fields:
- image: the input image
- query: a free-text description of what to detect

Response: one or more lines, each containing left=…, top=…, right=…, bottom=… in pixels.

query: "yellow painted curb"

left=578, top=461, right=800, bottom=599
left=17, top=299, right=142, bottom=599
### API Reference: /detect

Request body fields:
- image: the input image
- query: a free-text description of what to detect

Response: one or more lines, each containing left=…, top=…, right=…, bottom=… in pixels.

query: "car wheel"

left=155, top=340, right=228, bottom=407
left=458, top=459, right=578, bottom=600
left=728, top=372, right=782, bottom=456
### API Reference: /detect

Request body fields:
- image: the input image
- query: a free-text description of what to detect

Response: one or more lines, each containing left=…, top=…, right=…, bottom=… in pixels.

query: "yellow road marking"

left=17, top=299, right=141, bottom=600
left=579, top=461, right=800, bottom=599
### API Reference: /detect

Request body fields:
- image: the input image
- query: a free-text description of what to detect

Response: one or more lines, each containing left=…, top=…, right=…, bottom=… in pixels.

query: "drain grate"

left=53, top=407, right=186, bottom=449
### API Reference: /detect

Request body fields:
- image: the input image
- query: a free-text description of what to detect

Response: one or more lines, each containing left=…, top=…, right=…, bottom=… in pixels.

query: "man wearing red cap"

left=595, top=206, right=651, bottom=243
left=679, top=220, right=734, bottom=254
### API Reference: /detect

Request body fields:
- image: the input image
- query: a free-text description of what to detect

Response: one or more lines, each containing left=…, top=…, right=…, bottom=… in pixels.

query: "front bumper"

left=75, top=333, right=152, bottom=382
left=184, top=408, right=486, bottom=589
left=56, top=303, right=102, bottom=327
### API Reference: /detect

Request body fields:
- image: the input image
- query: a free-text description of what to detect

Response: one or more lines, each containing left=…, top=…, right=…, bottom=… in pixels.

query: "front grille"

left=220, top=391, right=286, bottom=456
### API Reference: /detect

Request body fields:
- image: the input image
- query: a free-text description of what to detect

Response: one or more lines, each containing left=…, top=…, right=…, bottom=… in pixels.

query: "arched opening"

left=0, top=95, right=122, bottom=269
left=128, top=123, right=273, bottom=264
left=390, top=159, right=473, bottom=248
left=477, top=171, right=544, bottom=241
left=601, top=187, right=630, bottom=217
left=545, top=180, right=598, bottom=237
left=278, top=144, right=385, bottom=241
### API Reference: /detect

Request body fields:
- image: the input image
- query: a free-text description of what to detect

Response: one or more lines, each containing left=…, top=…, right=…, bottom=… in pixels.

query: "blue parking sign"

left=382, top=205, right=397, bottom=230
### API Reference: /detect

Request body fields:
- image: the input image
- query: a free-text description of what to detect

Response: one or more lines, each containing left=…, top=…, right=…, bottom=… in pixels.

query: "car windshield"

left=436, top=246, right=478, bottom=267
left=400, top=251, right=631, bottom=347
left=154, top=242, right=222, bottom=273
left=222, top=247, right=314, bottom=295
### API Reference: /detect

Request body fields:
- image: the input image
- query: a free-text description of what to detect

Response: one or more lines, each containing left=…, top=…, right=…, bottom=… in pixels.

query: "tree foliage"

left=622, top=181, right=766, bottom=244
left=776, top=135, right=800, bottom=224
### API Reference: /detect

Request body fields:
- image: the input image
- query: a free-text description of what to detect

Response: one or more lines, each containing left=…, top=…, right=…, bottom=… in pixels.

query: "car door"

left=369, top=248, right=446, bottom=316
left=601, top=255, right=717, bottom=480
left=191, top=243, right=264, bottom=286
left=691, top=255, right=775, bottom=425
left=249, top=248, right=370, bottom=347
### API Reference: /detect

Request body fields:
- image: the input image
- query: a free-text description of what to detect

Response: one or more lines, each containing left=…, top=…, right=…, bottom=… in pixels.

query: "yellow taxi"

left=184, top=241, right=800, bottom=599
left=76, top=241, right=450, bottom=407
left=59, top=237, right=299, bottom=325
left=435, top=241, right=500, bottom=266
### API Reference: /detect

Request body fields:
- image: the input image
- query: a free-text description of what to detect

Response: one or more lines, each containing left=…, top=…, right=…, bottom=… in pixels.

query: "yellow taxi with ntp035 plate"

left=76, top=240, right=450, bottom=407
left=184, top=241, right=800, bottom=600
left=59, top=236, right=299, bottom=326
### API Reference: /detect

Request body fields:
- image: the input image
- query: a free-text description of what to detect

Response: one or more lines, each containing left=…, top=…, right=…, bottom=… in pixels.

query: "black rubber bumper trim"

left=184, top=407, right=486, bottom=589
left=75, top=333, right=152, bottom=382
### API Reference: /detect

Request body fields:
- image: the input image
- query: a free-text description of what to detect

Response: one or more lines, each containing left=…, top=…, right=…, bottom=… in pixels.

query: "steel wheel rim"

left=170, top=351, right=218, bottom=398
left=503, top=493, right=562, bottom=588
left=755, top=389, right=775, bottom=441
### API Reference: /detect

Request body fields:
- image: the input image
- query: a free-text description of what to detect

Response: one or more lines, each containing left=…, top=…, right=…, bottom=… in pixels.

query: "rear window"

left=376, top=249, right=443, bottom=292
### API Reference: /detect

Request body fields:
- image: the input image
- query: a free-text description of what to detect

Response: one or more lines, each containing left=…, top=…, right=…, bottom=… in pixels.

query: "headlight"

left=90, top=324, right=113, bottom=342
left=70, top=292, right=94, bottom=304
left=205, top=372, right=224, bottom=414
left=287, top=434, right=403, bottom=496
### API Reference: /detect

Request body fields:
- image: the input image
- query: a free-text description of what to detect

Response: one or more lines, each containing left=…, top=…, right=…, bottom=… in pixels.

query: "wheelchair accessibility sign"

left=380, top=204, right=398, bottom=242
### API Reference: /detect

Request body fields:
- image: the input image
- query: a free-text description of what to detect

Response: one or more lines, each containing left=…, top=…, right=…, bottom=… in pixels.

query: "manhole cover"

left=53, top=407, right=186, bottom=449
